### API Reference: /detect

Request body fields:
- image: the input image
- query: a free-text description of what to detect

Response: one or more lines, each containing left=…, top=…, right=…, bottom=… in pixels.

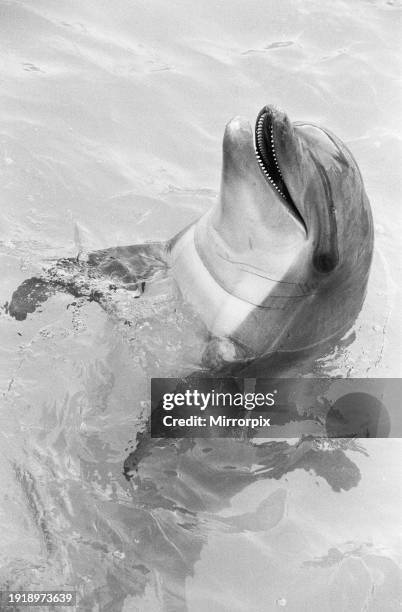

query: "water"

left=0, top=0, right=401, bottom=610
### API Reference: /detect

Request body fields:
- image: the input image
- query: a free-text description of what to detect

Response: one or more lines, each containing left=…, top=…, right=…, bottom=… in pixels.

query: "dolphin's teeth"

left=270, top=128, right=284, bottom=179
left=269, top=127, right=282, bottom=168
left=255, top=112, right=286, bottom=199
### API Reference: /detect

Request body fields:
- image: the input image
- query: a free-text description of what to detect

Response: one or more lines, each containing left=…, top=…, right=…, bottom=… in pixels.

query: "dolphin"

left=4, top=104, right=374, bottom=608
left=169, top=106, right=374, bottom=371
left=8, top=105, right=373, bottom=374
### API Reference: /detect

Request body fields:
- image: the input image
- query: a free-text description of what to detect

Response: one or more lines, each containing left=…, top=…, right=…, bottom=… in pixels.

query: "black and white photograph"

left=0, top=1, right=401, bottom=610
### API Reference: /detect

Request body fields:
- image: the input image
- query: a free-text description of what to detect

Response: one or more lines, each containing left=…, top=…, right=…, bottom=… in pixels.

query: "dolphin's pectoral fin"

left=8, top=243, right=168, bottom=321
left=8, top=256, right=91, bottom=321
left=8, top=277, right=56, bottom=321
left=8, top=270, right=93, bottom=321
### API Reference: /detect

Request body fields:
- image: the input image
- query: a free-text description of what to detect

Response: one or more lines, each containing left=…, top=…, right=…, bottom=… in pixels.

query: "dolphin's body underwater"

left=9, top=105, right=373, bottom=373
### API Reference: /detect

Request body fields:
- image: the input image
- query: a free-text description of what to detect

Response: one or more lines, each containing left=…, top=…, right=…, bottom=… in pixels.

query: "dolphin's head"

left=170, top=105, right=373, bottom=368
left=255, top=105, right=373, bottom=273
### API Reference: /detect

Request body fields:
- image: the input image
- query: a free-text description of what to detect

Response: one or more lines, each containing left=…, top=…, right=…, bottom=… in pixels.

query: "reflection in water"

left=1, top=284, right=401, bottom=610
left=1, top=259, right=378, bottom=609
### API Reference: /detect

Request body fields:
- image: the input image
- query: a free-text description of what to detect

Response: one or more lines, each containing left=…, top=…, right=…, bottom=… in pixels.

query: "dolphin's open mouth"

left=255, top=107, right=305, bottom=230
